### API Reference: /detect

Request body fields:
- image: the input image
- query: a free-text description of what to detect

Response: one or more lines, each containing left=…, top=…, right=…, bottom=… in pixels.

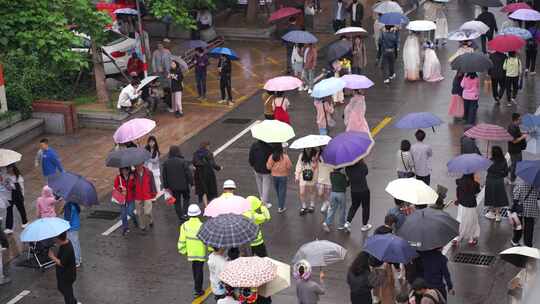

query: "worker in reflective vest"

left=178, top=204, right=209, bottom=298
left=244, top=196, right=271, bottom=257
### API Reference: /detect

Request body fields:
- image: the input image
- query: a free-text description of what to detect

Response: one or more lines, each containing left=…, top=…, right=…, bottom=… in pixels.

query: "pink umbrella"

left=113, top=118, right=156, bottom=144
left=204, top=195, right=251, bottom=217
left=341, top=74, right=374, bottom=90
left=264, top=76, right=303, bottom=92
left=268, top=7, right=302, bottom=23
left=502, top=3, right=531, bottom=13
left=464, top=123, right=513, bottom=141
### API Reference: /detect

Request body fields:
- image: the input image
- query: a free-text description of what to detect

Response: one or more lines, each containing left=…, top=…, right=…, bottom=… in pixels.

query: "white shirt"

left=217, top=296, right=240, bottom=304
left=396, top=150, right=414, bottom=173
left=410, top=142, right=432, bottom=177
left=208, top=253, right=227, bottom=295
left=336, top=2, right=343, bottom=20
left=352, top=3, right=357, bottom=21
left=117, top=84, right=140, bottom=109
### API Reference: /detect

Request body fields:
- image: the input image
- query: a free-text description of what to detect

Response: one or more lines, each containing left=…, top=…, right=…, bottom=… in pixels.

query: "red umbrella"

left=487, top=34, right=526, bottom=52
left=501, top=3, right=532, bottom=13
left=268, top=7, right=302, bottom=23
left=464, top=123, right=513, bottom=141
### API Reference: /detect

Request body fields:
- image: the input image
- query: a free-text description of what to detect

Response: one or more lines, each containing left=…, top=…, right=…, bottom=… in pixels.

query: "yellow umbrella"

left=258, top=257, right=291, bottom=297
left=250, top=120, right=295, bottom=143
left=0, top=149, right=22, bottom=167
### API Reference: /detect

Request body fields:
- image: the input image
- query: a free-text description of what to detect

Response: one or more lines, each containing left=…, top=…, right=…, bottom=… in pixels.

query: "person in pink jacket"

left=460, top=72, right=480, bottom=125
left=314, top=98, right=335, bottom=135
left=36, top=185, right=58, bottom=218
left=344, top=90, right=370, bottom=133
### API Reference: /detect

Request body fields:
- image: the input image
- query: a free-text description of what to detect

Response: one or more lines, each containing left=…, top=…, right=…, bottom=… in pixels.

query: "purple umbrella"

left=394, top=112, right=443, bottom=131
left=341, top=74, right=374, bottom=90
left=510, top=9, right=540, bottom=21
left=447, top=154, right=492, bottom=175
left=48, top=172, right=98, bottom=206
left=364, top=234, right=418, bottom=264
left=322, top=131, right=374, bottom=168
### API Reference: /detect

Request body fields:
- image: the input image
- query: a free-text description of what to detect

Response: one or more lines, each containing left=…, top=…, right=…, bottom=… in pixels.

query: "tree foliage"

left=146, top=0, right=215, bottom=29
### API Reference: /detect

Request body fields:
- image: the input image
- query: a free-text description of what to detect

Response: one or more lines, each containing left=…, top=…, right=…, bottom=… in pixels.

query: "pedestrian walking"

left=345, top=159, right=371, bottom=232
left=423, top=41, right=444, bottom=82
left=434, top=3, right=448, bottom=46
left=0, top=223, right=10, bottom=285
left=454, top=174, right=481, bottom=246
left=403, top=31, right=421, bottom=81
left=3, top=164, right=28, bottom=234
left=244, top=196, right=271, bottom=257
left=295, top=148, right=319, bottom=215
left=410, top=278, right=447, bottom=304
left=351, top=37, right=367, bottom=75
left=63, top=202, right=81, bottom=266
left=378, top=25, right=399, bottom=83
left=485, top=146, right=509, bottom=222
left=504, top=51, right=522, bottom=106
left=411, top=130, right=433, bottom=185
left=489, top=51, right=507, bottom=105
left=266, top=144, right=292, bottom=213
left=373, top=14, right=384, bottom=52
left=460, top=126, right=481, bottom=154
left=284, top=17, right=300, bottom=74
left=162, top=145, right=193, bottom=222
left=423, top=0, right=437, bottom=41
left=448, top=72, right=465, bottom=119
left=369, top=257, right=395, bottom=304
left=35, top=138, right=64, bottom=181
left=419, top=249, right=454, bottom=300
left=344, top=90, right=369, bottom=133
left=461, top=72, right=480, bottom=125
left=178, top=204, right=208, bottom=298
left=292, top=44, right=305, bottom=81
left=151, top=41, right=172, bottom=81
left=511, top=180, right=540, bottom=247
left=208, top=247, right=227, bottom=300
left=262, top=91, right=275, bottom=119
left=508, top=113, right=528, bottom=183
left=294, top=260, right=325, bottom=304
left=48, top=232, right=79, bottom=304
left=322, top=168, right=349, bottom=232
left=272, top=91, right=291, bottom=124
left=194, top=47, right=209, bottom=99
left=396, top=140, right=415, bottom=178
left=303, top=43, right=318, bottom=93
left=144, top=136, right=161, bottom=199
left=304, top=1, right=316, bottom=31
left=168, top=60, right=184, bottom=117
left=218, top=54, right=233, bottom=106
left=249, top=140, right=273, bottom=208
left=36, top=185, right=58, bottom=218
left=525, top=30, right=538, bottom=75
left=114, top=167, right=137, bottom=235
left=133, top=163, right=157, bottom=231
left=476, top=6, right=498, bottom=53
left=316, top=150, right=332, bottom=215
left=347, top=252, right=373, bottom=304
left=314, top=98, right=335, bottom=135
left=332, top=0, right=346, bottom=32
left=193, top=141, right=222, bottom=206
left=348, top=0, right=364, bottom=27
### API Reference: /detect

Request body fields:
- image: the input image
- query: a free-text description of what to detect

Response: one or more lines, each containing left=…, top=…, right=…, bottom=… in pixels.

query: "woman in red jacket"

left=133, top=164, right=157, bottom=231
left=114, top=167, right=137, bottom=235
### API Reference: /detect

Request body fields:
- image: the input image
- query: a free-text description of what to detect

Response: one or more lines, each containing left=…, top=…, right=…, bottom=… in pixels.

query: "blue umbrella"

left=311, top=77, right=346, bottom=98
left=499, top=27, right=533, bottom=40
left=521, top=114, right=540, bottom=129
left=447, top=154, right=493, bottom=175
left=516, top=160, right=540, bottom=189
left=20, top=218, right=71, bottom=242
left=48, top=172, right=98, bottom=206
left=394, top=112, right=443, bottom=131
left=322, top=131, right=375, bottom=168
left=379, top=12, right=409, bottom=25
left=282, top=30, right=318, bottom=44
left=209, top=47, right=239, bottom=60
left=363, top=234, right=418, bottom=264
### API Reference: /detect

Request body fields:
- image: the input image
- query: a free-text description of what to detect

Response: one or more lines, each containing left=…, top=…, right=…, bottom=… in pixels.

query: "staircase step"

left=0, top=118, right=45, bottom=149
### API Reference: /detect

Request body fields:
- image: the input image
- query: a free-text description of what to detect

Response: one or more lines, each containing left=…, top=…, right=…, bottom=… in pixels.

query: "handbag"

left=302, top=167, right=314, bottom=181
left=111, top=188, right=126, bottom=205
left=164, top=189, right=176, bottom=206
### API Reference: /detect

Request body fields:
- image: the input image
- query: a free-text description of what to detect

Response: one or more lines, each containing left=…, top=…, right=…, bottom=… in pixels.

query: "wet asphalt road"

left=2, top=1, right=540, bottom=304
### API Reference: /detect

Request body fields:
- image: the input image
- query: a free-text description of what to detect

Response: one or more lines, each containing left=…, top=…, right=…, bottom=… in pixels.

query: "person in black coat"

left=162, top=145, right=193, bottom=221
left=347, top=0, right=364, bottom=27
left=460, top=126, right=481, bottom=155
left=488, top=51, right=507, bottom=104
left=347, top=251, right=372, bottom=304
left=476, top=6, right=497, bottom=53
left=218, top=54, right=233, bottom=105
left=48, top=232, right=78, bottom=304
left=485, top=145, right=510, bottom=222
left=345, top=160, right=371, bottom=232
left=249, top=140, right=273, bottom=207
left=193, top=141, right=222, bottom=206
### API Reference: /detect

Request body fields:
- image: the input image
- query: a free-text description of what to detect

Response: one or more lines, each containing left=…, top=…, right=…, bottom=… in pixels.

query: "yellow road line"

left=183, top=101, right=228, bottom=108
left=192, top=287, right=212, bottom=304
left=371, top=116, right=393, bottom=137
left=266, top=56, right=281, bottom=65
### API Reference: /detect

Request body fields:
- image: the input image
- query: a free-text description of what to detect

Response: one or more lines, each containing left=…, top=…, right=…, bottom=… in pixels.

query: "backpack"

left=273, top=99, right=290, bottom=124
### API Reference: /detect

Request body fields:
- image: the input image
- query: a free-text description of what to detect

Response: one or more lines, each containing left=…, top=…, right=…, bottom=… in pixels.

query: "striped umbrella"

left=464, top=123, right=513, bottom=141
left=197, top=214, right=258, bottom=248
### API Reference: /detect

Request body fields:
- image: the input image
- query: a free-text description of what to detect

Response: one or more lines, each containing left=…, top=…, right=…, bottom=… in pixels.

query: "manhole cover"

left=452, top=252, right=495, bottom=267
left=483, top=207, right=509, bottom=218
left=222, top=118, right=252, bottom=124
left=87, top=210, right=120, bottom=220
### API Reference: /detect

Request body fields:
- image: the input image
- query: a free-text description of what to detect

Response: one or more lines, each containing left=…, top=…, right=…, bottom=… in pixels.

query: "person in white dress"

left=144, top=136, right=161, bottom=200
left=434, top=3, right=448, bottom=46
left=403, top=31, right=422, bottom=81
left=422, top=41, right=444, bottom=82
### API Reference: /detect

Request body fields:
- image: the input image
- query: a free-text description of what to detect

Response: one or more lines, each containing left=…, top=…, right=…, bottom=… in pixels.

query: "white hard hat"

left=187, top=204, right=201, bottom=217
left=223, top=179, right=236, bottom=189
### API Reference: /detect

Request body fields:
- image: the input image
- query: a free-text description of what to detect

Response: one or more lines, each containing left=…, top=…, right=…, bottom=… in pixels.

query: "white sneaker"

left=3, top=229, right=13, bottom=235
left=511, top=240, right=521, bottom=247
left=530, top=71, right=537, bottom=75
left=266, top=203, right=272, bottom=209
left=308, top=89, right=313, bottom=94
left=360, top=224, right=372, bottom=232
left=320, top=201, right=329, bottom=213
left=21, top=223, right=28, bottom=228
left=322, top=222, right=330, bottom=232
left=495, top=214, right=501, bottom=222
left=344, top=221, right=351, bottom=230
left=384, top=78, right=390, bottom=84
left=484, top=211, right=496, bottom=220
left=167, top=107, right=174, bottom=113
left=390, top=73, right=396, bottom=79
left=298, top=87, right=303, bottom=92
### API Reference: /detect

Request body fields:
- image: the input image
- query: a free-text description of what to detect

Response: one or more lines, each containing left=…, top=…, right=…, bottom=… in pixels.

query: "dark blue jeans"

left=120, top=201, right=136, bottom=231
left=195, top=69, right=207, bottom=97
left=272, top=176, right=288, bottom=209
left=463, top=99, right=478, bottom=125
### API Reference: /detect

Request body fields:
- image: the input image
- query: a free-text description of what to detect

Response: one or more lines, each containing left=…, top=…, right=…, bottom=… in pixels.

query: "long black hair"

left=301, top=148, right=314, bottom=163
left=7, top=164, right=21, bottom=179
left=272, top=144, right=284, bottom=162
left=145, top=135, right=160, bottom=158
left=491, top=145, right=504, bottom=162
left=349, top=251, right=370, bottom=276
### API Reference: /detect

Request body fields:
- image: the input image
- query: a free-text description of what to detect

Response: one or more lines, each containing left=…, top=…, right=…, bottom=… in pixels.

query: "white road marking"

left=6, top=290, right=31, bottom=304
left=101, top=120, right=261, bottom=236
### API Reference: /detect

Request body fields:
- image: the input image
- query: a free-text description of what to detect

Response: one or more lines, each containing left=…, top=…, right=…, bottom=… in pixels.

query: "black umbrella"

left=451, top=52, right=493, bottom=73
left=396, top=208, right=459, bottom=251
left=469, top=0, right=503, bottom=7
left=106, top=147, right=151, bottom=168
left=326, top=39, right=352, bottom=63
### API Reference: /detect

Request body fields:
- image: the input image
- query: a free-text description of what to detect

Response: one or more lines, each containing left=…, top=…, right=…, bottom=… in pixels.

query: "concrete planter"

left=0, top=112, right=22, bottom=131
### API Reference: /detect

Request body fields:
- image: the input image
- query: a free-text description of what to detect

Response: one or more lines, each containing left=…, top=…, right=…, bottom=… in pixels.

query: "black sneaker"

left=299, top=208, right=307, bottom=216
left=307, top=206, right=315, bottom=213
left=193, top=291, right=205, bottom=298
left=122, top=229, right=130, bottom=236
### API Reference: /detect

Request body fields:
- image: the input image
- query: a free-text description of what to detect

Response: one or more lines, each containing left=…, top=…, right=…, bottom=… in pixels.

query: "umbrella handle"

left=432, top=126, right=436, bottom=133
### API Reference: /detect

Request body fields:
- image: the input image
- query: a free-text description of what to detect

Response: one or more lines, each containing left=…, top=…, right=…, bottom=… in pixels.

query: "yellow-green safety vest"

left=244, top=196, right=271, bottom=247
left=178, top=217, right=208, bottom=262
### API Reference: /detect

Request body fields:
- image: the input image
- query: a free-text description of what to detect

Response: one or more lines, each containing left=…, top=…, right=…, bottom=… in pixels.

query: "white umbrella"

left=138, top=76, right=159, bottom=90
left=251, top=120, right=295, bottom=143
left=114, top=8, right=139, bottom=15
left=500, top=246, right=540, bottom=267
left=290, top=135, right=332, bottom=149
left=335, top=27, right=369, bottom=37
left=0, top=149, right=22, bottom=167
left=460, top=20, right=490, bottom=34
left=385, top=178, right=439, bottom=205
left=448, top=30, right=482, bottom=41
left=259, top=257, right=291, bottom=297
left=373, top=1, right=403, bottom=14
left=406, top=20, right=437, bottom=32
